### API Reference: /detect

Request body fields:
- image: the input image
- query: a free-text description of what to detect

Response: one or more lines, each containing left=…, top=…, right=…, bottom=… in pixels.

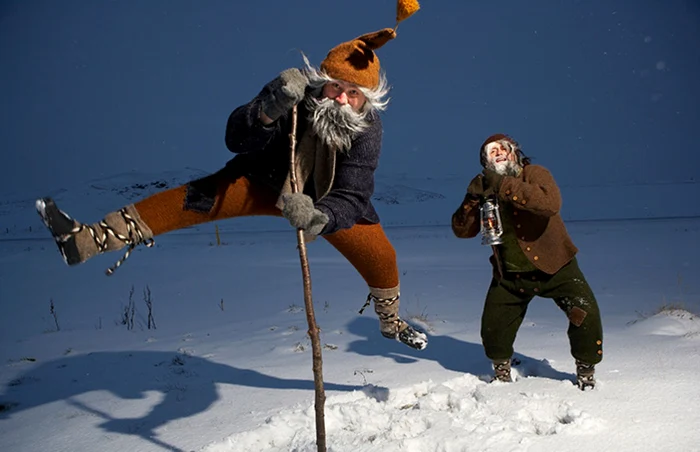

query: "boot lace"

left=575, top=360, right=596, bottom=390
left=492, top=360, right=512, bottom=383
left=360, top=292, right=402, bottom=337
left=76, top=207, right=155, bottom=275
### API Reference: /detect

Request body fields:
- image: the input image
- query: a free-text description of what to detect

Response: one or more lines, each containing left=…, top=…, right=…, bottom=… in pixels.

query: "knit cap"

left=320, top=0, right=420, bottom=89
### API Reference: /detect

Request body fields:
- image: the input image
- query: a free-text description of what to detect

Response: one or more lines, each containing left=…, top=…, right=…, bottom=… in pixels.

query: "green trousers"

left=481, top=257, right=603, bottom=365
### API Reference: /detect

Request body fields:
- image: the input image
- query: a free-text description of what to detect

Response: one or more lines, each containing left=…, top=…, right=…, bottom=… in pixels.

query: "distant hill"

left=2, top=169, right=698, bottom=240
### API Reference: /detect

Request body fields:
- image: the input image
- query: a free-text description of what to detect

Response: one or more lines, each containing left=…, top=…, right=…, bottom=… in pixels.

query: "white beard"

left=487, top=159, right=521, bottom=176
left=304, top=96, right=369, bottom=153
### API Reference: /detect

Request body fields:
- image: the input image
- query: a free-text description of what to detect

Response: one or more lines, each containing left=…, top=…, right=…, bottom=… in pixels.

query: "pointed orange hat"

left=320, top=0, right=420, bottom=89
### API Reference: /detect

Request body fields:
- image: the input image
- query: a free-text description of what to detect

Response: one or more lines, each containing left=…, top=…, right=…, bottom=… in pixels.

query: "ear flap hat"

left=479, top=134, right=531, bottom=168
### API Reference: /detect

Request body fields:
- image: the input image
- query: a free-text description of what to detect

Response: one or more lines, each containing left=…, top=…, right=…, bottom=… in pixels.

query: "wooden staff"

left=288, top=104, right=327, bottom=451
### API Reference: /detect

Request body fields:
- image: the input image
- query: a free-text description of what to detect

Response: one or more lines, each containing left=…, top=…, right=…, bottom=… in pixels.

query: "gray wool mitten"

left=280, top=193, right=329, bottom=236
left=260, top=68, right=308, bottom=122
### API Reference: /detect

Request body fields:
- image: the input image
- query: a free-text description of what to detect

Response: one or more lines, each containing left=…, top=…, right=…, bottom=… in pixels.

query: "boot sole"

left=36, top=198, right=82, bottom=266
left=35, top=198, right=52, bottom=229
left=381, top=328, right=428, bottom=350
left=398, top=328, right=428, bottom=350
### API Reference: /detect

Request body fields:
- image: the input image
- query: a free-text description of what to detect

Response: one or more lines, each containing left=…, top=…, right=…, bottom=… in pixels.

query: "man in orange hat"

left=451, top=134, right=603, bottom=389
left=36, top=19, right=428, bottom=350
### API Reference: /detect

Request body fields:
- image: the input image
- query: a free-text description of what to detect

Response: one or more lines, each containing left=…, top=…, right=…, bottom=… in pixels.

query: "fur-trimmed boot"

left=575, top=360, right=596, bottom=390
left=364, top=286, right=428, bottom=350
left=491, top=359, right=513, bottom=383
left=36, top=197, right=154, bottom=275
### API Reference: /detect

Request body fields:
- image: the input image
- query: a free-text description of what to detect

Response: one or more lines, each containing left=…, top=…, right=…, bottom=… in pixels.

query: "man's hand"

left=467, top=175, right=485, bottom=196
left=280, top=193, right=329, bottom=236
left=260, top=68, right=308, bottom=123
left=482, top=168, right=504, bottom=193
left=464, top=175, right=486, bottom=203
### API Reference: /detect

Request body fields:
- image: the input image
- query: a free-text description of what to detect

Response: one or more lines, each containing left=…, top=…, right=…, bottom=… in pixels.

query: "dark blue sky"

left=2, top=0, right=699, bottom=197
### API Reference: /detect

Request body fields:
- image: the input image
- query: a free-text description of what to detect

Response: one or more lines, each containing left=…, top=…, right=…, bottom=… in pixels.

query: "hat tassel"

left=394, top=0, right=420, bottom=31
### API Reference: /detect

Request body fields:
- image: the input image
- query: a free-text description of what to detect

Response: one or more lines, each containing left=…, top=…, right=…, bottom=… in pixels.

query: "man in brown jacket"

left=451, top=133, right=603, bottom=390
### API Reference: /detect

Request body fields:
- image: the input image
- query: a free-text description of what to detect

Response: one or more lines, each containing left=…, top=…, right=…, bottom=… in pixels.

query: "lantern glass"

left=480, top=197, right=504, bottom=246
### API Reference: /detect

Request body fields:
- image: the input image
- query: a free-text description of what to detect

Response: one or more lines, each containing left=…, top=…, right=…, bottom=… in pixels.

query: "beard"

left=304, top=96, right=369, bottom=153
left=487, top=159, right=522, bottom=176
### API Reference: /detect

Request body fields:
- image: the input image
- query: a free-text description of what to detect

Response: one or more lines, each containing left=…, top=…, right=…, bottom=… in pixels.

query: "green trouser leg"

left=481, top=278, right=534, bottom=362
left=544, top=259, right=603, bottom=365
left=480, top=258, right=603, bottom=365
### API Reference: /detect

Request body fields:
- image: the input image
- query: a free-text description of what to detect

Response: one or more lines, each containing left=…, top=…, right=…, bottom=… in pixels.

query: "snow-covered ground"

left=1, top=174, right=699, bottom=452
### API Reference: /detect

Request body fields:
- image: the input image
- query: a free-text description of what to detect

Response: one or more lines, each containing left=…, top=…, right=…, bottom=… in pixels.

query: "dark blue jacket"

left=224, top=96, right=382, bottom=235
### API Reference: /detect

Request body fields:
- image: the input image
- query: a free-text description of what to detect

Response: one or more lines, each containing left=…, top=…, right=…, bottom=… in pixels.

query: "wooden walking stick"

left=288, top=104, right=327, bottom=452
left=284, top=5, right=420, bottom=448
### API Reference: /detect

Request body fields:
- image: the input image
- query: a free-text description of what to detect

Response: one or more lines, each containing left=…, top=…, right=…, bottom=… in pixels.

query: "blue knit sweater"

left=224, top=96, right=383, bottom=235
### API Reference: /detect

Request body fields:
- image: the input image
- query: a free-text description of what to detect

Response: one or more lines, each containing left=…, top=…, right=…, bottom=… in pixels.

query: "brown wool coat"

left=451, top=164, right=578, bottom=275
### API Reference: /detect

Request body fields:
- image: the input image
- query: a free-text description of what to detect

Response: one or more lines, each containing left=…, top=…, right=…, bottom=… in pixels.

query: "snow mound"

left=627, top=309, right=700, bottom=338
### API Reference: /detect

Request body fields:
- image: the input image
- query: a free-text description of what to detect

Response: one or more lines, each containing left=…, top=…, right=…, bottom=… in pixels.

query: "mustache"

left=487, top=159, right=521, bottom=176
left=305, top=96, right=368, bottom=153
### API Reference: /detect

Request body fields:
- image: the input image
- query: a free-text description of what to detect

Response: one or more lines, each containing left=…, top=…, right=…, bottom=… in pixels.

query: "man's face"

left=486, top=141, right=516, bottom=164
left=305, top=79, right=370, bottom=152
left=322, top=80, right=366, bottom=112
left=485, top=141, right=520, bottom=175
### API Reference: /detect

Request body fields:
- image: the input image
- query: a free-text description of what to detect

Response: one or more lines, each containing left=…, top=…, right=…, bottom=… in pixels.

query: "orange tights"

left=134, top=176, right=399, bottom=289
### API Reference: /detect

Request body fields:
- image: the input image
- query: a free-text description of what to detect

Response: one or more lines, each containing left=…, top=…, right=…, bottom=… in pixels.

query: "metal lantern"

left=480, top=196, right=504, bottom=246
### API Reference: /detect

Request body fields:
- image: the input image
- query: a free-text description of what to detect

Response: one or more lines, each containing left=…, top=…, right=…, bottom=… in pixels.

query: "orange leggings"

left=134, top=175, right=399, bottom=289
